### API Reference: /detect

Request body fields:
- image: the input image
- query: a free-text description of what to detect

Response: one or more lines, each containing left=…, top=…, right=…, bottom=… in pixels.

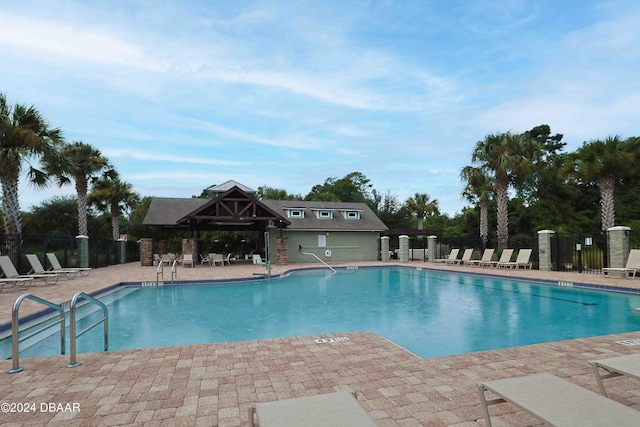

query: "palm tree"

left=0, top=93, right=66, bottom=235
left=405, top=193, right=439, bottom=236
left=562, top=136, right=636, bottom=231
left=460, top=166, right=493, bottom=248
left=471, top=132, right=541, bottom=249
left=89, top=175, right=139, bottom=240
left=47, top=141, right=115, bottom=236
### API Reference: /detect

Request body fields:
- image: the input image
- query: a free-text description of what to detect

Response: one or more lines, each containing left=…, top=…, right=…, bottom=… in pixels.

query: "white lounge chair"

left=603, top=249, right=640, bottom=278
left=26, top=254, right=75, bottom=280
left=483, top=248, right=513, bottom=268
left=498, top=248, right=532, bottom=269
left=0, top=276, right=33, bottom=292
left=248, top=391, right=377, bottom=427
left=454, top=248, right=474, bottom=265
left=590, top=353, right=640, bottom=397
left=465, top=248, right=495, bottom=267
left=433, top=248, right=459, bottom=264
left=46, top=253, right=92, bottom=277
left=478, top=373, right=640, bottom=427
left=0, top=255, right=58, bottom=286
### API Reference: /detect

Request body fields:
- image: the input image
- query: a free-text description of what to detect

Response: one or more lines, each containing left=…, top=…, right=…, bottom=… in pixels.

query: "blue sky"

left=2, top=0, right=639, bottom=216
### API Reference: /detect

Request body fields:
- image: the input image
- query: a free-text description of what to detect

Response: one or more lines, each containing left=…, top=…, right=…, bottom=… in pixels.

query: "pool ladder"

left=7, top=292, right=108, bottom=373
left=302, top=252, right=337, bottom=273
left=156, top=259, right=178, bottom=284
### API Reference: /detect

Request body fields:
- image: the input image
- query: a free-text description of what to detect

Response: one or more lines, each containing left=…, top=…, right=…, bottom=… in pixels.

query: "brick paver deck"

left=1, top=261, right=640, bottom=426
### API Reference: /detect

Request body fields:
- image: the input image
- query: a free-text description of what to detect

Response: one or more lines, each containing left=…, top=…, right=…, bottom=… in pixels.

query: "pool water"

left=6, top=267, right=640, bottom=359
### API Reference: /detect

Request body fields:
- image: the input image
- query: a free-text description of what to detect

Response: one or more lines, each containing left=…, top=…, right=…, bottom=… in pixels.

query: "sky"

left=2, top=0, right=640, bottom=216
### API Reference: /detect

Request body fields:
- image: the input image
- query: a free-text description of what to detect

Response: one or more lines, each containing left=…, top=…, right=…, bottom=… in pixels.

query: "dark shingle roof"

left=261, top=200, right=387, bottom=231
left=143, top=197, right=209, bottom=225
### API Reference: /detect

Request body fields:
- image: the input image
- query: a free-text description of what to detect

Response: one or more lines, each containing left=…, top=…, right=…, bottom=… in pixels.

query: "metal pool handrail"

left=156, top=259, right=163, bottom=282
left=302, top=252, right=337, bottom=273
left=67, top=292, right=108, bottom=368
left=8, top=294, right=66, bottom=374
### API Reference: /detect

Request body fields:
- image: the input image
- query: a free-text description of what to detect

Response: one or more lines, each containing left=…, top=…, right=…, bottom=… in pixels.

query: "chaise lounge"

left=603, top=249, right=640, bottom=279
left=478, top=373, right=640, bottom=427
left=0, top=255, right=59, bottom=286
left=248, top=391, right=377, bottom=427
left=590, top=353, right=640, bottom=397
left=46, top=253, right=92, bottom=277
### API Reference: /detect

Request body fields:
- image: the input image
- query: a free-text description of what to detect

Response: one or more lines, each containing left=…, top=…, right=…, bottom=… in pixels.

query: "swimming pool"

left=6, top=267, right=640, bottom=359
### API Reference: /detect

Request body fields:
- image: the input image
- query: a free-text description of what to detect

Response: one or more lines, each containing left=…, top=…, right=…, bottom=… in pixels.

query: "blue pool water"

left=6, top=267, right=640, bottom=359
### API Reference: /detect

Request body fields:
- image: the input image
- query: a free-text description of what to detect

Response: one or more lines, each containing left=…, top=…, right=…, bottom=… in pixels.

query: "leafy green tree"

left=562, top=136, right=637, bottom=230
left=471, top=131, right=542, bottom=248
left=460, top=166, right=492, bottom=247
left=89, top=175, right=140, bottom=240
left=257, top=186, right=302, bottom=200
left=367, top=189, right=412, bottom=229
left=47, top=141, right=115, bottom=236
left=405, top=193, right=439, bottom=234
left=0, top=92, right=67, bottom=234
left=305, top=172, right=373, bottom=202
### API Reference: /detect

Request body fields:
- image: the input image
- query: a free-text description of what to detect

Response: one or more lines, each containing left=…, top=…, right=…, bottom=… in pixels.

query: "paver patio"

left=1, top=261, right=640, bottom=426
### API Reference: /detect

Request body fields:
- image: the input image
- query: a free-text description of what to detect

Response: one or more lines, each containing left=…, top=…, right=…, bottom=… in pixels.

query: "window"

left=312, top=209, right=334, bottom=219
left=318, top=234, right=327, bottom=247
left=340, top=210, right=361, bottom=220
left=285, top=208, right=305, bottom=219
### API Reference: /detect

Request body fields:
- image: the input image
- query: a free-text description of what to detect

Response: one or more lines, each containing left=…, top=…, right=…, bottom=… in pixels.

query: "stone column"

left=76, top=235, right=89, bottom=268
left=140, top=238, right=153, bottom=266
left=608, top=226, right=630, bottom=268
left=181, top=238, right=198, bottom=262
left=398, top=235, right=409, bottom=263
left=427, top=235, right=437, bottom=262
left=537, top=230, right=554, bottom=271
left=275, top=237, right=288, bottom=265
left=380, top=236, right=390, bottom=261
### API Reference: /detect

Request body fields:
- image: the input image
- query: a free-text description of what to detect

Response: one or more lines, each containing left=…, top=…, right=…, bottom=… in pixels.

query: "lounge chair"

left=590, top=353, right=640, bottom=397
left=433, top=248, right=459, bottom=264
left=603, top=249, right=640, bottom=278
left=0, top=276, right=33, bottom=292
left=465, top=248, right=495, bottom=267
left=497, top=248, right=532, bottom=269
left=483, top=248, right=513, bottom=268
left=26, top=254, right=75, bottom=280
left=248, top=391, right=377, bottom=427
left=46, top=253, right=92, bottom=277
left=0, top=255, right=58, bottom=286
left=478, top=373, right=640, bottom=427
left=454, top=248, right=474, bottom=265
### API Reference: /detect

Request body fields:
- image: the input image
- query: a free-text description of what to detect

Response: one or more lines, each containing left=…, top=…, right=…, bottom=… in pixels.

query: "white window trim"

left=285, top=208, right=305, bottom=219
left=311, top=208, right=334, bottom=219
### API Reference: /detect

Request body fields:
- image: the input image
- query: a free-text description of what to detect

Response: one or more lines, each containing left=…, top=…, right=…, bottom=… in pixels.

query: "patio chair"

left=433, top=248, right=459, bottom=264
left=46, top=253, right=92, bottom=277
left=153, top=253, right=162, bottom=266
left=180, top=254, right=194, bottom=268
left=590, top=353, right=640, bottom=397
left=465, top=248, right=495, bottom=267
left=252, top=254, right=265, bottom=265
left=497, top=248, right=532, bottom=269
left=453, top=248, right=474, bottom=265
left=478, top=373, right=640, bottom=427
left=224, top=253, right=232, bottom=265
left=482, top=248, right=513, bottom=268
left=199, top=254, right=211, bottom=266
left=248, top=391, right=377, bottom=427
left=0, top=255, right=58, bottom=286
left=26, top=254, right=75, bottom=280
left=212, top=253, right=225, bottom=267
left=603, top=249, right=640, bottom=278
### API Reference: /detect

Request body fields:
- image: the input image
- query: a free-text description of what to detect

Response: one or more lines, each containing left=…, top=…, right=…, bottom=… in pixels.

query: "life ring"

left=324, top=249, right=332, bottom=258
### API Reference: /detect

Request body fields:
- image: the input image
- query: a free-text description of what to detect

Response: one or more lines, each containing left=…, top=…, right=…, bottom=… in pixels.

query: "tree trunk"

left=76, top=179, right=89, bottom=236
left=600, top=177, right=615, bottom=231
left=495, top=176, right=509, bottom=250
left=1, top=175, right=22, bottom=235
left=480, top=199, right=489, bottom=248
left=111, top=204, right=121, bottom=241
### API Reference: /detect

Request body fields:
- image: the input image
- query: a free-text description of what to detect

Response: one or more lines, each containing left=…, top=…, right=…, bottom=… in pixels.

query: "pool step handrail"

left=68, top=292, right=108, bottom=368
left=171, top=259, right=178, bottom=282
left=8, top=294, right=66, bottom=374
left=302, top=252, right=337, bottom=273
left=156, top=260, right=163, bottom=283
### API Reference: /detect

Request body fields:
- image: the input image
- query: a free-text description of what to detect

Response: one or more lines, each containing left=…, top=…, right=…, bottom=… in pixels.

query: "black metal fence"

left=551, top=232, right=607, bottom=273
left=0, top=234, right=140, bottom=274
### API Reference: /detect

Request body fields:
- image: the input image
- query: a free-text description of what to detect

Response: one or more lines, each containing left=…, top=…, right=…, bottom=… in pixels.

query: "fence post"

left=117, top=238, right=127, bottom=264
left=380, top=236, right=390, bottom=261
left=76, top=235, right=89, bottom=268
left=398, top=235, right=409, bottom=263
left=607, top=226, right=630, bottom=268
left=427, top=235, right=437, bottom=262
left=537, top=230, right=554, bottom=271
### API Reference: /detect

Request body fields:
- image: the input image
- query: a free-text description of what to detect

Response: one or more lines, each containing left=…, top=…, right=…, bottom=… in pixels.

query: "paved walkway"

left=2, top=261, right=640, bottom=426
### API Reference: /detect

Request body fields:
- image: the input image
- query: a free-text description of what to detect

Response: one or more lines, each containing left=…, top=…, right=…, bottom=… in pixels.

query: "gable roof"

left=143, top=197, right=209, bottom=226
left=261, top=200, right=388, bottom=231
